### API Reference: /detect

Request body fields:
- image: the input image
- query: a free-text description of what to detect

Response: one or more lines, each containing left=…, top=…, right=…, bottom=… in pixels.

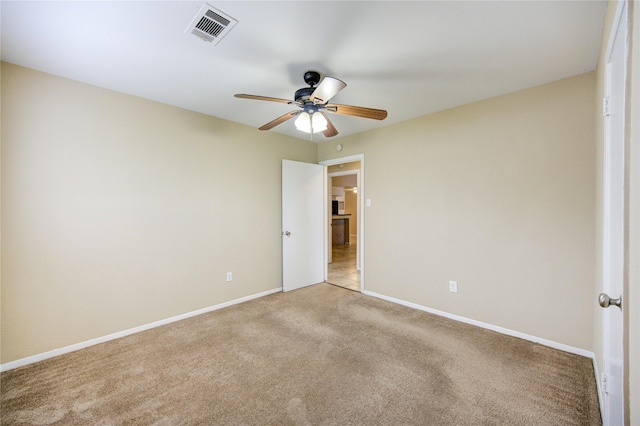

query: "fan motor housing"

left=295, top=87, right=314, bottom=103
left=303, top=71, right=321, bottom=86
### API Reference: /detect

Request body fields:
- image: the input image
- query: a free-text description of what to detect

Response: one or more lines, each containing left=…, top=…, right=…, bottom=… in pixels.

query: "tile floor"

left=327, top=243, right=360, bottom=291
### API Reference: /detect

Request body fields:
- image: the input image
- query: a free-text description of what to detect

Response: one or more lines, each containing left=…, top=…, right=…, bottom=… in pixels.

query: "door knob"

left=284, top=231, right=291, bottom=237
left=598, top=293, right=622, bottom=309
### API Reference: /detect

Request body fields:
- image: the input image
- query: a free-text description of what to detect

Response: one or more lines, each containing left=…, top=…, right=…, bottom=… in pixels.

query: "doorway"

left=320, top=155, right=364, bottom=292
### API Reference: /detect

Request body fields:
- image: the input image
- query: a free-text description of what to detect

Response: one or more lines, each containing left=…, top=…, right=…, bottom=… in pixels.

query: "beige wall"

left=331, top=175, right=356, bottom=188
left=0, top=63, right=317, bottom=363
left=344, top=190, right=358, bottom=237
left=319, top=72, right=597, bottom=351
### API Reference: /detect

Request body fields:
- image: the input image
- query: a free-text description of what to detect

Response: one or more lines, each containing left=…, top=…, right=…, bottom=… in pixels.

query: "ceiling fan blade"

left=309, top=76, right=347, bottom=105
left=235, top=94, right=296, bottom=105
left=258, top=111, right=301, bottom=131
left=321, top=112, right=339, bottom=138
left=325, top=103, right=388, bottom=120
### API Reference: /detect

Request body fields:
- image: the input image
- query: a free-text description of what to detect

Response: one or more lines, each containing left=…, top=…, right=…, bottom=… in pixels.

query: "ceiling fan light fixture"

left=312, top=113, right=328, bottom=132
left=294, top=112, right=311, bottom=132
left=295, top=112, right=327, bottom=134
left=235, top=71, right=387, bottom=138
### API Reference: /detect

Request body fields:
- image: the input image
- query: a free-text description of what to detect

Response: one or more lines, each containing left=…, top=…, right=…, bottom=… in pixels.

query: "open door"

left=599, top=2, right=627, bottom=424
left=282, top=159, right=325, bottom=292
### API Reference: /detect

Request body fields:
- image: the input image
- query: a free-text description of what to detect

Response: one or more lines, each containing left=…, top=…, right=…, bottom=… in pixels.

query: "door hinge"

left=603, top=96, right=611, bottom=117
left=601, top=372, right=609, bottom=393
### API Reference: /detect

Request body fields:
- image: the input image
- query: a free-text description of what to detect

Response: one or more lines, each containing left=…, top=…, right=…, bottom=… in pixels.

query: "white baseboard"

left=1, top=287, right=282, bottom=372
left=362, top=289, right=595, bottom=359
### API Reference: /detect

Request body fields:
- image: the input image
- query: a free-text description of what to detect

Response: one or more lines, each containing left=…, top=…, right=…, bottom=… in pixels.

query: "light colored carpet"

left=1, top=283, right=600, bottom=425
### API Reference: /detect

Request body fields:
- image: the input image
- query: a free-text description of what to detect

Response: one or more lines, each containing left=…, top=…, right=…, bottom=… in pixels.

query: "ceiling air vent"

left=186, top=3, right=237, bottom=45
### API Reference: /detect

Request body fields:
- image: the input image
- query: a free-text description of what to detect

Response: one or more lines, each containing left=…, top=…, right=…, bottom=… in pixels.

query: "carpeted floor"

left=1, top=283, right=601, bottom=425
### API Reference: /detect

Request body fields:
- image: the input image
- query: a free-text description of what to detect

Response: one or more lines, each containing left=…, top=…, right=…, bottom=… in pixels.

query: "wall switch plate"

left=366, top=198, right=372, bottom=207
left=449, top=281, right=458, bottom=293
left=226, top=272, right=232, bottom=282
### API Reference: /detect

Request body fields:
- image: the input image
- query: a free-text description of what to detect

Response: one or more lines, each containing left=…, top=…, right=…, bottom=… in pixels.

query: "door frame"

left=320, top=154, right=365, bottom=291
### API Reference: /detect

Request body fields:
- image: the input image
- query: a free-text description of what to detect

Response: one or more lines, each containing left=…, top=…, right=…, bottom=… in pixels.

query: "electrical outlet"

left=226, top=272, right=233, bottom=282
left=449, top=281, right=458, bottom=293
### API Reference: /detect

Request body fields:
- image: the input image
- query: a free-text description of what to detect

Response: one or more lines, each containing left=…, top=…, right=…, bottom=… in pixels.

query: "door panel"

left=602, top=2, right=626, bottom=424
left=282, top=160, right=325, bottom=292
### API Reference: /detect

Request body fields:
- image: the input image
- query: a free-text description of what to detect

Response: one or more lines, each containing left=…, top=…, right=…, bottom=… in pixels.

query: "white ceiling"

left=1, top=1, right=607, bottom=142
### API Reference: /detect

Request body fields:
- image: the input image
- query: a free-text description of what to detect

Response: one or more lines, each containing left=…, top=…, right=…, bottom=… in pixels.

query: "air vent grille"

left=186, top=3, right=237, bottom=45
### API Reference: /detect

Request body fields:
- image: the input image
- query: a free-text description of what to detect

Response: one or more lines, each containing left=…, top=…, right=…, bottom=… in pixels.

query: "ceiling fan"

left=234, top=71, right=387, bottom=138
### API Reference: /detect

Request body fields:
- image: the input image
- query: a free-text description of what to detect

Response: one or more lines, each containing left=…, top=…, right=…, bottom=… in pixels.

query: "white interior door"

left=282, top=159, right=325, bottom=292
left=601, top=2, right=626, bottom=424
